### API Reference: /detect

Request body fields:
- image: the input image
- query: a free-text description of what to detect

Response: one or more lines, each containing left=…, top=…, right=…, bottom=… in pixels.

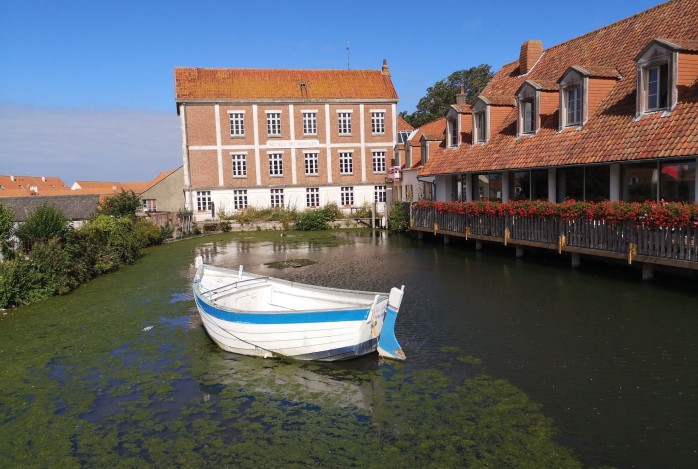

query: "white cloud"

left=0, top=103, right=181, bottom=184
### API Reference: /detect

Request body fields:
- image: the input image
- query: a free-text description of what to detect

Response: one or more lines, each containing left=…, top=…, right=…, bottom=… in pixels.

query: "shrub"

left=294, top=209, right=329, bottom=231
left=0, top=203, right=15, bottom=259
left=99, top=190, right=142, bottom=217
left=133, top=218, right=165, bottom=246
left=388, top=202, right=410, bottom=233
left=318, top=202, right=342, bottom=222
left=160, top=223, right=174, bottom=240
left=81, top=215, right=141, bottom=273
left=0, top=260, right=47, bottom=307
left=16, top=203, right=68, bottom=252
left=352, top=203, right=373, bottom=218
left=219, top=220, right=232, bottom=232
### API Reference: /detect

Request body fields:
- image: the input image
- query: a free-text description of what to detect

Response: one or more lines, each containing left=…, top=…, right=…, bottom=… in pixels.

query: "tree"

left=16, top=203, right=68, bottom=252
left=0, top=203, right=15, bottom=259
left=401, top=65, right=493, bottom=128
left=99, top=190, right=142, bottom=217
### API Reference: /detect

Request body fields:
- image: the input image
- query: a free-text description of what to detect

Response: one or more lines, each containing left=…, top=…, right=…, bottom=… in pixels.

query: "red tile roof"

left=397, top=115, right=414, bottom=131
left=175, top=66, right=398, bottom=102
left=0, top=175, right=71, bottom=197
left=421, top=0, right=698, bottom=177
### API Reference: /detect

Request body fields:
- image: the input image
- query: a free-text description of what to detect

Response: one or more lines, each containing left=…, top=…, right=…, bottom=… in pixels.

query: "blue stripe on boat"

left=292, top=338, right=377, bottom=361
left=194, top=290, right=371, bottom=324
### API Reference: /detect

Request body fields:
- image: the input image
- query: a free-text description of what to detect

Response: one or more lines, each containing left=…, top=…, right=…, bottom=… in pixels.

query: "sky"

left=0, top=0, right=664, bottom=184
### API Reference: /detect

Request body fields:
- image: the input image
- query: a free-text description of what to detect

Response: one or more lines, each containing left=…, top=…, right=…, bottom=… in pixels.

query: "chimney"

left=381, top=59, right=390, bottom=76
left=519, top=40, right=543, bottom=74
left=456, top=85, right=467, bottom=105
left=41, top=176, right=46, bottom=182
left=10, top=175, right=15, bottom=182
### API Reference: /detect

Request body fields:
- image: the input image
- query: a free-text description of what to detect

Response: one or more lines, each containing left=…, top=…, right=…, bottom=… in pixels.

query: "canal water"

left=1, top=230, right=696, bottom=467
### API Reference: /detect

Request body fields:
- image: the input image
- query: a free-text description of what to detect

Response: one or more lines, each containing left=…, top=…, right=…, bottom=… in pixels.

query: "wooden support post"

left=627, top=242, right=637, bottom=264
left=433, top=222, right=439, bottom=235
left=417, top=231, right=424, bottom=240
left=465, top=226, right=471, bottom=240
left=504, top=227, right=511, bottom=247
left=476, top=240, right=483, bottom=251
left=443, top=235, right=450, bottom=245
left=642, top=263, right=654, bottom=281
left=557, top=235, right=566, bottom=254
left=571, top=253, right=581, bottom=268
left=516, top=246, right=524, bottom=258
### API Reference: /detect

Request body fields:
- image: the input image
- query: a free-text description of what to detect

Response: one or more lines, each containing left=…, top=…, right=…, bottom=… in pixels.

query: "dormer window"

left=522, top=99, right=535, bottom=134
left=474, top=112, right=486, bottom=143
left=566, top=86, right=582, bottom=125
left=646, top=63, right=669, bottom=111
left=449, top=118, right=458, bottom=147
left=558, top=68, right=587, bottom=129
left=635, top=39, right=682, bottom=116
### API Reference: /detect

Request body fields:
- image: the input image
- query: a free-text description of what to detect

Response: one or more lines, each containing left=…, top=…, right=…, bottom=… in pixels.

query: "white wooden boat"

left=192, top=256, right=406, bottom=361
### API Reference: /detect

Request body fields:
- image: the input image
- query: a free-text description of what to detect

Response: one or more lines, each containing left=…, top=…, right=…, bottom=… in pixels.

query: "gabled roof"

left=397, top=115, right=414, bottom=131
left=174, top=65, right=398, bottom=102
left=1, top=195, right=100, bottom=222
left=72, top=170, right=176, bottom=195
left=0, top=175, right=71, bottom=197
left=422, top=0, right=698, bottom=177
left=562, top=65, right=622, bottom=80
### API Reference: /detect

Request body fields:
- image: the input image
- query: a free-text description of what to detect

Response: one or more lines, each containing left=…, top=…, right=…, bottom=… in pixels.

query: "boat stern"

left=377, top=286, right=406, bottom=361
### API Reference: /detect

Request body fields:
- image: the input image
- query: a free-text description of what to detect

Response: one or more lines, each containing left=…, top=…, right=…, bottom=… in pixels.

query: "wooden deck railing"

left=411, top=204, right=698, bottom=267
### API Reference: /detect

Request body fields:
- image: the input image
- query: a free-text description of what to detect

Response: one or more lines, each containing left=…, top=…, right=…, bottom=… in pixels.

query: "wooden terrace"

left=409, top=204, right=698, bottom=279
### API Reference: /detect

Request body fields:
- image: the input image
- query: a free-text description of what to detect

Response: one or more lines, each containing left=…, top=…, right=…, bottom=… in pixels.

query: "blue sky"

left=0, top=0, right=662, bottom=183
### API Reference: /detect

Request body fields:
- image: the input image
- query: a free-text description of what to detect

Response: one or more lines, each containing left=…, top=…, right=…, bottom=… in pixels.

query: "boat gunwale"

left=194, top=263, right=389, bottom=316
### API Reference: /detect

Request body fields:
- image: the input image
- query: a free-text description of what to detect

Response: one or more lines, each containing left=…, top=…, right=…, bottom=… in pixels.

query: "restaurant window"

left=622, top=162, right=658, bottom=202
left=474, top=173, right=502, bottom=201
left=509, top=170, right=549, bottom=201
left=659, top=160, right=695, bottom=202
left=585, top=166, right=610, bottom=202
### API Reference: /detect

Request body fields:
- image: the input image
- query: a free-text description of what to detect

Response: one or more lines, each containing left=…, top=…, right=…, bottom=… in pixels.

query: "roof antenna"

left=346, top=41, right=350, bottom=70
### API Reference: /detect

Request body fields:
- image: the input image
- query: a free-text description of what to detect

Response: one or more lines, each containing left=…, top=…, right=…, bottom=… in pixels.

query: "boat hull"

left=192, top=258, right=405, bottom=361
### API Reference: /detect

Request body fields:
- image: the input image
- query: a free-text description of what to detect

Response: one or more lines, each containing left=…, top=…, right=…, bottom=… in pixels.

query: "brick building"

left=420, top=0, right=698, bottom=205
left=174, top=62, right=399, bottom=220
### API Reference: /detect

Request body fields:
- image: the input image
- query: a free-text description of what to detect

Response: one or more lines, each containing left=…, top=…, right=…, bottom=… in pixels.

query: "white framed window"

left=449, top=118, right=458, bottom=147
left=196, top=191, right=212, bottom=212
left=339, top=151, right=353, bottom=175
left=306, top=187, right=319, bottom=207
left=340, top=186, right=354, bottom=206
left=302, top=111, right=317, bottom=135
left=270, top=188, right=284, bottom=208
left=635, top=39, right=678, bottom=116
left=374, top=185, right=386, bottom=203
left=233, top=190, right=248, bottom=210
left=522, top=99, right=535, bottom=134
left=269, top=153, right=283, bottom=176
left=338, top=111, right=352, bottom=135
left=143, top=199, right=156, bottom=212
left=304, top=152, right=319, bottom=176
left=474, top=112, right=486, bottom=143
left=372, top=150, right=386, bottom=173
left=566, top=87, right=582, bottom=126
left=371, top=111, right=385, bottom=134
left=266, top=112, right=281, bottom=136
left=229, top=112, right=245, bottom=136
left=646, top=63, right=669, bottom=111
left=232, top=153, right=247, bottom=177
